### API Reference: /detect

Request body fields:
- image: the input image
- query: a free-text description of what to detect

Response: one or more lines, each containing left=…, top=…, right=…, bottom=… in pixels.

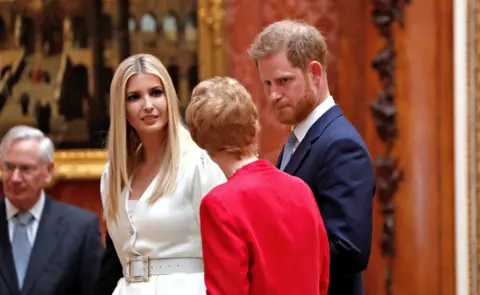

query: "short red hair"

left=186, top=77, right=259, bottom=158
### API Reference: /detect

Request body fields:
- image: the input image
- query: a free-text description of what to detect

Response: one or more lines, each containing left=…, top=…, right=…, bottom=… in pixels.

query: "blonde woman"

left=97, top=54, right=226, bottom=295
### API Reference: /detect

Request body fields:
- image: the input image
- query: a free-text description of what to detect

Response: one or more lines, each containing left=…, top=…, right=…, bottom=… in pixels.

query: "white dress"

left=100, top=144, right=226, bottom=295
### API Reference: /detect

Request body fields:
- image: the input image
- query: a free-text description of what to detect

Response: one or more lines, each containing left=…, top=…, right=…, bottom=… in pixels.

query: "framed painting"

left=0, top=0, right=227, bottom=179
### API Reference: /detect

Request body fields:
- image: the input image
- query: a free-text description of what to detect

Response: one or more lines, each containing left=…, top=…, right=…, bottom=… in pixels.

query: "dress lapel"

left=0, top=197, right=20, bottom=294
left=21, top=197, right=65, bottom=295
left=284, top=105, right=343, bottom=175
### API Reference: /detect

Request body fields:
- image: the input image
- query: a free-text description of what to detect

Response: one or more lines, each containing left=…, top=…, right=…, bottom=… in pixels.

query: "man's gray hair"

left=0, top=125, right=55, bottom=164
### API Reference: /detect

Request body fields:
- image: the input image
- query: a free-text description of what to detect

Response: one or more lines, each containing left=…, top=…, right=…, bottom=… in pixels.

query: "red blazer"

left=200, top=159, right=330, bottom=295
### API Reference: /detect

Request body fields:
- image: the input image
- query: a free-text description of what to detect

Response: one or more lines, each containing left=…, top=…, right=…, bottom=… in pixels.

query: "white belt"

left=125, top=256, right=204, bottom=283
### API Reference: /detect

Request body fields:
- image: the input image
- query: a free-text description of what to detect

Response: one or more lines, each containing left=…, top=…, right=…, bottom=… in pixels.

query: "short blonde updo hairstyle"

left=186, top=77, right=259, bottom=158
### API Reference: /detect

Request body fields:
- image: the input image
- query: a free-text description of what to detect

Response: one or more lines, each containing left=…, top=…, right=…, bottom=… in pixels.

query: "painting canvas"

left=0, top=0, right=199, bottom=151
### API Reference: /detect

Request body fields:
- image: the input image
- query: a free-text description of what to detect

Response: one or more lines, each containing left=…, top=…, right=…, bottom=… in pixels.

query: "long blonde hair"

left=105, top=53, right=188, bottom=223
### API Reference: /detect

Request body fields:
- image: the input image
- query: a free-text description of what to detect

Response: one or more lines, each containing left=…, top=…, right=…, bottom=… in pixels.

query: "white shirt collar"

left=5, top=191, right=46, bottom=221
left=293, top=95, right=336, bottom=143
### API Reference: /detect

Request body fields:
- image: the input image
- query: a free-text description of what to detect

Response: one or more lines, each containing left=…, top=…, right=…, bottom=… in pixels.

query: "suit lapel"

left=0, top=198, right=20, bottom=294
left=276, top=147, right=284, bottom=168
left=22, top=197, right=65, bottom=295
left=284, top=105, right=343, bottom=175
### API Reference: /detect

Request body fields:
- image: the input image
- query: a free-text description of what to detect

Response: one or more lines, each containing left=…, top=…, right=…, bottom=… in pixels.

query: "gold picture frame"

left=54, top=149, right=107, bottom=180
left=52, top=0, right=227, bottom=180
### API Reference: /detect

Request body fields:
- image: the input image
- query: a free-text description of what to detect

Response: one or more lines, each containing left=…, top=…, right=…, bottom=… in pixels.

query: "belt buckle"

left=125, top=255, right=150, bottom=283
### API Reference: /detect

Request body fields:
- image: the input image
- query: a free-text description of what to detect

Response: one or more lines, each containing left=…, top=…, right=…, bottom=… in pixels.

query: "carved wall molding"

left=468, top=0, right=480, bottom=293
left=370, top=1, right=410, bottom=294
left=198, top=0, right=227, bottom=80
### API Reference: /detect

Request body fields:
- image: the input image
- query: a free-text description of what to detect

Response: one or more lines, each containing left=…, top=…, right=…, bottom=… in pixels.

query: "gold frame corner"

left=53, top=149, right=107, bottom=180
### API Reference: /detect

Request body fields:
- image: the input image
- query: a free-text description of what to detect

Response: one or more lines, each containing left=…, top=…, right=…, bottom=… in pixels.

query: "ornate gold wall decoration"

left=53, top=149, right=107, bottom=179
left=198, top=0, right=227, bottom=80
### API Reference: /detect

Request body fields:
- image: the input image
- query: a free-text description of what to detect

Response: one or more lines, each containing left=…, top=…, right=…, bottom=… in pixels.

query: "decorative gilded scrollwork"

left=200, top=0, right=225, bottom=30
left=370, top=0, right=411, bottom=294
left=198, top=0, right=227, bottom=80
left=53, top=150, right=107, bottom=179
left=198, top=0, right=226, bottom=47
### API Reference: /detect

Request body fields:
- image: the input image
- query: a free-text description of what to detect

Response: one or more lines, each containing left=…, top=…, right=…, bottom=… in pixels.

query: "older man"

left=0, top=125, right=103, bottom=295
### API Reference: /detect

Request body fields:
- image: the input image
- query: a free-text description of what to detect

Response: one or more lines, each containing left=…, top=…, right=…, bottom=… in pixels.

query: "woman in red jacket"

left=185, top=76, right=330, bottom=295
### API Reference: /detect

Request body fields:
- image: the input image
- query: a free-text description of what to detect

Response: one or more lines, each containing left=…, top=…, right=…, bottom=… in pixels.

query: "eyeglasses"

left=1, top=162, right=39, bottom=176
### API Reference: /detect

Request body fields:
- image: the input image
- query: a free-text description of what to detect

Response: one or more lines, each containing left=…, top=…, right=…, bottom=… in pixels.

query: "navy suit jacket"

left=0, top=196, right=104, bottom=295
left=94, top=233, right=123, bottom=295
left=277, top=105, right=375, bottom=295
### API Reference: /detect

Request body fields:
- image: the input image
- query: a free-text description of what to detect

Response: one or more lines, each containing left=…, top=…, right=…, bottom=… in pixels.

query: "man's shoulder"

left=314, top=115, right=368, bottom=149
left=322, top=114, right=359, bottom=137
left=49, top=198, right=99, bottom=224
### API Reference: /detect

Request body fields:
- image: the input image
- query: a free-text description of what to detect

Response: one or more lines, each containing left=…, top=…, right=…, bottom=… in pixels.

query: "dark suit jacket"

left=0, top=196, right=103, bottom=295
left=277, top=105, right=376, bottom=295
left=201, top=159, right=330, bottom=295
left=94, top=233, right=123, bottom=295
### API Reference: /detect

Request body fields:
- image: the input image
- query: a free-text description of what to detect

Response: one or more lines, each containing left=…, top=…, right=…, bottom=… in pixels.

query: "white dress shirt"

left=5, top=191, right=45, bottom=244
left=292, top=95, right=336, bottom=152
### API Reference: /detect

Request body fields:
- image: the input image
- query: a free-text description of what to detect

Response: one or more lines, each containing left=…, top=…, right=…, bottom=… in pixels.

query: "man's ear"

left=308, top=61, right=324, bottom=83
left=45, top=162, right=55, bottom=183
